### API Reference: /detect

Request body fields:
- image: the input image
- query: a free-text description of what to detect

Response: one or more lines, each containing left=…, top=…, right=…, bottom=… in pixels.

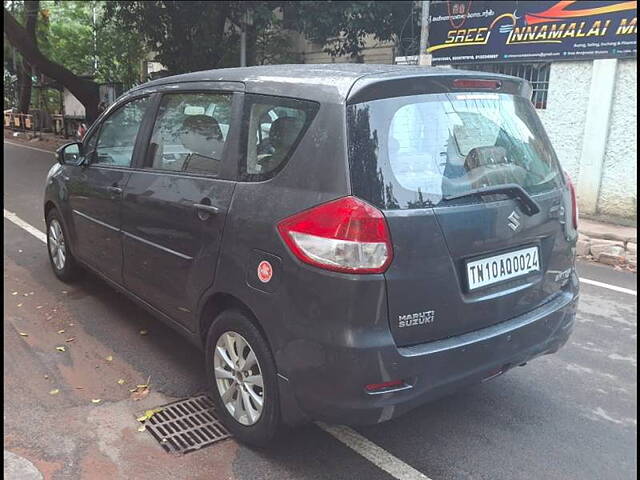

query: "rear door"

left=347, top=84, right=575, bottom=347
left=120, top=88, right=240, bottom=330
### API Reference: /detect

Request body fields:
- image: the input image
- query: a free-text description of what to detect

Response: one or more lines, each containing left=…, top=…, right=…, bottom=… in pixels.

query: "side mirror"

left=56, top=142, right=83, bottom=165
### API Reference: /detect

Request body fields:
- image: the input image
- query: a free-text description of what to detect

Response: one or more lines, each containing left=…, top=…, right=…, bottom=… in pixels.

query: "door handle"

left=193, top=203, right=220, bottom=214
left=107, top=186, right=123, bottom=195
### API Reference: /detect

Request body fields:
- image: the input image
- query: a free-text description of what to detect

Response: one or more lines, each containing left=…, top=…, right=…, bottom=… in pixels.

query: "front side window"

left=242, top=95, right=318, bottom=181
left=93, top=96, right=150, bottom=167
left=146, top=92, right=232, bottom=175
left=348, top=93, right=562, bottom=210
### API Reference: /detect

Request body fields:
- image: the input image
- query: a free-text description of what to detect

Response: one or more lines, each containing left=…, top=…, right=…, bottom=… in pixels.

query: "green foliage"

left=34, top=1, right=145, bottom=87
left=104, top=1, right=417, bottom=74
left=105, top=1, right=239, bottom=75
left=38, top=1, right=95, bottom=76
left=284, top=1, right=419, bottom=58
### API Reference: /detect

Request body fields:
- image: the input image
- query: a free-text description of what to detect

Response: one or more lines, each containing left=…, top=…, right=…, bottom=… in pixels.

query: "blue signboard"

left=427, top=1, right=637, bottom=64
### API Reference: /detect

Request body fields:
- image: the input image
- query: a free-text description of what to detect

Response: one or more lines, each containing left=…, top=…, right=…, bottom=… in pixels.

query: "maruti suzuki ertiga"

left=45, top=64, right=579, bottom=446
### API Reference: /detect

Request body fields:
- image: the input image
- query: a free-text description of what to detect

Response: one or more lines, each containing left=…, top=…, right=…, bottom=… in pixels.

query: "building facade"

left=297, top=2, right=637, bottom=222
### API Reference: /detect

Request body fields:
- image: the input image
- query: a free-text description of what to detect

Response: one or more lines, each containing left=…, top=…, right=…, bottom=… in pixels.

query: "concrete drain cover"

left=140, top=394, right=231, bottom=454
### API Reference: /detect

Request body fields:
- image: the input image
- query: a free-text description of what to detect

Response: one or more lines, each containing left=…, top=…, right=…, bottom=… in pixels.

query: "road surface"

left=4, top=140, right=637, bottom=480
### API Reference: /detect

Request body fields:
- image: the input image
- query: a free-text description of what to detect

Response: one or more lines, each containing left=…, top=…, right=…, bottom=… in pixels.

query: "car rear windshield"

left=347, top=92, right=563, bottom=210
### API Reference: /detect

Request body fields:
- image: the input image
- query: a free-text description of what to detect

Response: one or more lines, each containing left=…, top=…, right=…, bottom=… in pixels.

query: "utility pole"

left=419, top=1, right=432, bottom=66
left=92, top=4, right=98, bottom=73
left=240, top=16, right=246, bottom=67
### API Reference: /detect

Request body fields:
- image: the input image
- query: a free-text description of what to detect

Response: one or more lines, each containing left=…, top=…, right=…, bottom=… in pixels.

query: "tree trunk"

left=18, top=61, right=33, bottom=114
left=4, top=5, right=100, bottom=123
left=17, top=1, right=39, bottom=114
left=246, top=23, right=257, bottom=67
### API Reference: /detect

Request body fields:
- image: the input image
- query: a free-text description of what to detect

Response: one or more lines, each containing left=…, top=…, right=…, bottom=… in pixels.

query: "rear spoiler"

left=347, top=73, right=531, bottom=104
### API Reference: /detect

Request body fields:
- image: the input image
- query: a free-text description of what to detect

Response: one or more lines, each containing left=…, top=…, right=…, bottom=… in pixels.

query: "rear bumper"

left=280, top=287, right=578, bottom=426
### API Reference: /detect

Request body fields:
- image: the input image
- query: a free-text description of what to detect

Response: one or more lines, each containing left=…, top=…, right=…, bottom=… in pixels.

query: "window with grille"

left=451, top=63, right=551, bottom=109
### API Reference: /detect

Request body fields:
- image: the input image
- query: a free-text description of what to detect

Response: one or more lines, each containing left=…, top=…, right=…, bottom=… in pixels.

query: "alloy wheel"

left=214, top=331, right=264, bottom=426
left=48, top=219, right=66, bottom=271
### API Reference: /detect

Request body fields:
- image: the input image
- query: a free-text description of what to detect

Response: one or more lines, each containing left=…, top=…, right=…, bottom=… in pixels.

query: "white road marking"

left=4, top=207, right=638, bottom=479
left=3, top=140, right=58, bottom=155
left=5, top=204, right=433, bottom=479
left=316, top=423, right=431, bottom=480
left=4, top=209, right=47, bottom=244
left=579, top=278, right=637, bottom=296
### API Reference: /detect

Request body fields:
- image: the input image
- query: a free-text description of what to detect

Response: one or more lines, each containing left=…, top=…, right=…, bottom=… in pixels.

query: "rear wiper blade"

left=443, top=184, right=541, bottom=216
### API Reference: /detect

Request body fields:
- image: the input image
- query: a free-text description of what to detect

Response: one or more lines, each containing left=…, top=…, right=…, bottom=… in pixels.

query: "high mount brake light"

left=277, top=196, right=393, bottom=274
left=564, top=171, right=579, bottom=229
left=365, top=379, right=405, bottom=392
left=453, top=78, right=501, bottom=89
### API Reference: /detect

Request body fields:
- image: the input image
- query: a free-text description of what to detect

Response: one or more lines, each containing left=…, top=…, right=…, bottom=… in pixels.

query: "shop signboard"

left=427, top=1, right=637, bottom=64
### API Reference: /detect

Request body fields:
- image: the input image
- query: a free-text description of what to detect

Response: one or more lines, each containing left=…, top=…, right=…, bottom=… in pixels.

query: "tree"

left=105, top=1, right=238, bottom=75
left=283, top=1, right=419, bottom=59
left=38, top=1, right=145, bottom=89
left=4, top=1, right=101, bottom=121
left=104, top=1, right=418, bottom=75
left=16, top=1, right=38, bottom=113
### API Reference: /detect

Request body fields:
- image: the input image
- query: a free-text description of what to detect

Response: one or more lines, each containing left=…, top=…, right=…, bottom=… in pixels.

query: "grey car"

left=44, top=64, right=579, bottom=446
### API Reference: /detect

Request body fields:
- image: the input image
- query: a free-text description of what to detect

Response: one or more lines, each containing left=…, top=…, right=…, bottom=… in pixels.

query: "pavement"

left=3, top=139, right=638, bottom=480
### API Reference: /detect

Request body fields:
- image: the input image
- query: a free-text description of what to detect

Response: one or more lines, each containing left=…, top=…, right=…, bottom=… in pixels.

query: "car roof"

left=127, top=64, right=520, bottom=104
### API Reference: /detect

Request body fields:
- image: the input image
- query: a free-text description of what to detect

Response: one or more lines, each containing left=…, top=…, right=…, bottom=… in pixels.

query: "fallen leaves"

left=65, top=337, right=75, bottom=342
left=57, top=329, right=65, bottom=334
left=139, top=329, right=149, bottom=336
left=49, top=389, right=60, bottom=395
left=136, top=408, right=163, bottom=423
left=18, top=332, right=28, bottom=337
left=17, top=303, right=22, bottom=308
left=130, top=376, right=151, bottom=401
left=105, top=355, right=113, bottom=362
left=56, top=346, right=66, bottom=352
left=137, top=425, right=146, bottom=432
left=11, top=292, right=18, bottom=296
left=117, top=379, right=126, bottom=385
left=91, top=399, right=102, bottom=404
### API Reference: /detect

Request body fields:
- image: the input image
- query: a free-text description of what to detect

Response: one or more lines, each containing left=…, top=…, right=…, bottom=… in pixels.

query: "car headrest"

left=181, top=114, right=222, bottom=140
left=269, top=117, right=300, bottom=150
left=464, top=146, right=508, bottom=170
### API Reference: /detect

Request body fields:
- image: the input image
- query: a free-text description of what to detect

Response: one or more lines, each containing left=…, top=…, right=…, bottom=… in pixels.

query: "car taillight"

left=277, top=196, right=393, bottom=274
left=564, top=170, right=578, bottom=229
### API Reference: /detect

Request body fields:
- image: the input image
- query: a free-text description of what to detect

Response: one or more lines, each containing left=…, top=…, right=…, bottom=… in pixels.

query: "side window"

left=83, top=128, right=100, bottom=159
left=93, top=96, right=150, bottom=167
left=242, top=95, right=318, bottom=181
left=146, top=92, right=232, bottom=175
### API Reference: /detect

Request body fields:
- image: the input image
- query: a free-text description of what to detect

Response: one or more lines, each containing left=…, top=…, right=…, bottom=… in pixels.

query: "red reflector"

left=453, top=78, right=501, bottom=89
left=365, top=380, right=404, bottom=392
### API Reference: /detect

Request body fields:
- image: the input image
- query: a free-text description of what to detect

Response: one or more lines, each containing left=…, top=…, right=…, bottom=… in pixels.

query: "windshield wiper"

left=443, top=183, right=541, bottom=216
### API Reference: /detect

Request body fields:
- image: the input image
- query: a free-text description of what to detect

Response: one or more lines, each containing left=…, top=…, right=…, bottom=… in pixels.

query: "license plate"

left=466, top=246, right=540, bottom=291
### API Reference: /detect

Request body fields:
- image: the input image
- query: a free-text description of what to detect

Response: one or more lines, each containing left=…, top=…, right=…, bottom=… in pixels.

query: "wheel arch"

left=199, top=292, right=272, bottom=352
left=44, top=200, right=57, bottom=220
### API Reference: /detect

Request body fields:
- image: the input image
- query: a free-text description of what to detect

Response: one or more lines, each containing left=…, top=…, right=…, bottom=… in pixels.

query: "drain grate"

left=141, top=394, right=231, bottom=454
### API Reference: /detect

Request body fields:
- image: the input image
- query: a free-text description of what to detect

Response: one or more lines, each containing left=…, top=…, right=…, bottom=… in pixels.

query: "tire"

left=46, top=209, right=79, bottom=282
left=205, top=309, right=281, bottom=447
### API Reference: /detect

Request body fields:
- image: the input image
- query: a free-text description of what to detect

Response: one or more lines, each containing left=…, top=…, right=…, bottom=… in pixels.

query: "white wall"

left=539, top=59, right=637, bottom=220
left=598, top=59, right=637, bottom=218
left=538, top=61, right=592, bottom=183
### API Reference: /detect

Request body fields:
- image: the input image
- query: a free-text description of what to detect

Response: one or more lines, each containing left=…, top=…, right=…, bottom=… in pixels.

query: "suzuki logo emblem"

left=508, top=211, right=521, bottom=231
